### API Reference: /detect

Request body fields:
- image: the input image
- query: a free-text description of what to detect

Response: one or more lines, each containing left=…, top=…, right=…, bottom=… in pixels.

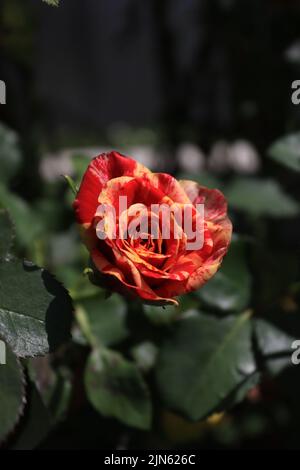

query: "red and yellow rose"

left=74, top=151, right=232, bottom=306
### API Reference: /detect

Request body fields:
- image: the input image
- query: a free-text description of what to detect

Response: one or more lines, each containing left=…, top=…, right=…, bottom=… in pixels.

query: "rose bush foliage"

left=1, top=123, right=299, bottom=448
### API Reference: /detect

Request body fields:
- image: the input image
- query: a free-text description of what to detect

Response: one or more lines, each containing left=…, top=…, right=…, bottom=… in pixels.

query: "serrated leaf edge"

left=0, top=353, right=27, bottom=446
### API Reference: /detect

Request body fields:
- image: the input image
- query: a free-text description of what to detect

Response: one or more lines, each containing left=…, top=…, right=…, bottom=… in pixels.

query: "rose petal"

left=150, top=173, right=191, bottom=204
left=179, top=180, right=228, bottom=222
left=156, top=217, right=232, bottom=298
left=91, top=248, right=178, bottom=306
left=74, top=152, right=151, bottom=227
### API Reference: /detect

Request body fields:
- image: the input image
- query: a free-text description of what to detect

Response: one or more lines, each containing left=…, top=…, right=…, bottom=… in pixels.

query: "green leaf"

left=268, top=133, right=300, bottom=172
left=144, top=295, right=198, bottom=325
left=0, top=342, right=26, bottom=443
left=10, top=382, right=52, bottom=450
left=46, top=372, right=71, bottom=423
left=144, top=304, right=180, bottom=325
left=254, top=314, right=300, bottom=375
left=0, top=184, right=42, bottom=248
left=0, top=124, right=22, bottom=184
left=156, top=311, right=255, bottom=421
left=225, top=178, right=299, bottom=217
left=28, top=357, right=71, bottom=424
left=76, top=294, right=128, bottom=348
left=222, top=371, right=260, bottom=410
left=0, top=209, right=14, bottom=258
left=196, top=237, right=251, bottom=312
left=85, top=348, right=152, bottom=430
left=0, top=258, right=73, bottom=357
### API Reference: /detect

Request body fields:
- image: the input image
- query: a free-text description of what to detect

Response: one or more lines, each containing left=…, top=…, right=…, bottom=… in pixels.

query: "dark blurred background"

left=1, top=0, right=300, bottom=173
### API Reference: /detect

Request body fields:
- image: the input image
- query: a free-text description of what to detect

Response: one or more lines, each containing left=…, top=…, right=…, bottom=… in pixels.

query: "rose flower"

left=74, top=152, right=232, bottom=306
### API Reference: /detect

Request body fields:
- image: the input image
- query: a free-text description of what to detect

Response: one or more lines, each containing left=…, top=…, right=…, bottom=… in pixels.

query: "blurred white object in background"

left=228, top=140, right=260, bottom=174
left=208, top=140, right=230, bottom=172
left=40, top=145, right=158, bottom=182
left=208, top=139, right=260, bottom=174
left=40, top=152, right=74, bottom=182
left=177, top=142, right=206, bottom=173
left=127, top=145, right=157, bottom=171
left=40, top=147, right=109, bottom=182
left=285, top=39, right=300, bottom=64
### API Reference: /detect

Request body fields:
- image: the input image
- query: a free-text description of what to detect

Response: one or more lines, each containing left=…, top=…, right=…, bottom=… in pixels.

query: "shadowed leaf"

left=156, top=311, right=255, bottom=421
left=85, top=348, right=152, bottom=430
left=0, top=343, right=26, bottom=444
left=0, top=259, right=73, bottom=357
